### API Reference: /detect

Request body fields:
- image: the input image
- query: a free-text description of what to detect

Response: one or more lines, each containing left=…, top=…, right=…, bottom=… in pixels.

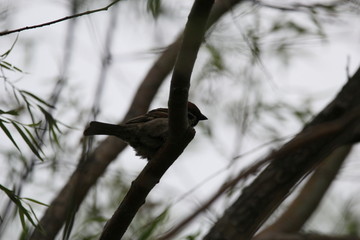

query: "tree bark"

left=204, top=66, right=360, bottom=240
left=257, top=145, right=351, bottom=236
left=99, top=0, right=214, bottom=238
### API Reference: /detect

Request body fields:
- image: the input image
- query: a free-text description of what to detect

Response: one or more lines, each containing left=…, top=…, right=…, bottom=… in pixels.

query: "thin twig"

left=0, top=0, right=121, bottom=36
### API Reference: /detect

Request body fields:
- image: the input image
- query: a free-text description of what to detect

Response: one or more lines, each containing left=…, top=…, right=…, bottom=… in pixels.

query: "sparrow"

left=84, top=102, right=207, bottom=160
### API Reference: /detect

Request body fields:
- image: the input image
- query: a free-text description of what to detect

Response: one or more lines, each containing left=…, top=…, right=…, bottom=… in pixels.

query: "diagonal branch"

left=29, top=33, right=177, bottom=240
left=98, top=0, right=214, bottom=239
left=257, top=145, right=352, bottom=236
left=159, top=102, right=358, bottom=240
left=256, top=233, right=360, bottom=240
left=0, top=0, right=122, bottom=36
left=204, top=65, right=360, bottom=240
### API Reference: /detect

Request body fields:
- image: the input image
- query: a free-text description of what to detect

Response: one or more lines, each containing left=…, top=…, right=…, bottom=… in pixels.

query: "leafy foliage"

left=0, top=39, right=64, bottom=238
left=0, top=44, right=62, bottom=161
left=0, top=184, right=48, bottom=233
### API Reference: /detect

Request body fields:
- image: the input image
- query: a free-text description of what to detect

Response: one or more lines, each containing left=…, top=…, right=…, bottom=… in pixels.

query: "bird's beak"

left=199, top=114, right=208, bottom=121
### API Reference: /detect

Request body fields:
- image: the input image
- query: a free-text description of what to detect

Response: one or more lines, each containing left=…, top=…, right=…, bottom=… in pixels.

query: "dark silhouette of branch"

left=257, top=145, right=351, bottom=236
left=98, top=0, right=214, bottom=239
left=256, top=233, right=360, bottom=240
left=29, top=34, right=180, bottom=240
left=158, top=105, right=358, bottom=240
left=204, top=65, right=360, bottom=240
left=0, top=0, right=121, bottom=36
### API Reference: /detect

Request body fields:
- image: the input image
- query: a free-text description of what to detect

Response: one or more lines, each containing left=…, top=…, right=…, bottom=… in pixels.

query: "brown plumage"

left=84, top=102, right=207, bottom=160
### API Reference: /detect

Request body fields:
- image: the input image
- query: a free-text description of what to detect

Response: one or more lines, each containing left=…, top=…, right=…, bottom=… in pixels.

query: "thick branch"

left=160, top=106, right=357, bottom=240
left=29, top=36, right=180, bottom=240
left=204, top=65, right=360, bottom=240
left=257, top=146, right=351, bottom=236
left=98, top=130, right=195, bottom=240
left=98, top=0, right=214, bottom=239
left=168, top=0, right=213, bottom=133
left=256, top=233, right=360, bottom=240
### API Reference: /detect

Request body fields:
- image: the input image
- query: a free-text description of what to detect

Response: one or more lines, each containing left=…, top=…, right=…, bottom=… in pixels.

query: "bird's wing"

left=125, top=108, right=168, bottom=124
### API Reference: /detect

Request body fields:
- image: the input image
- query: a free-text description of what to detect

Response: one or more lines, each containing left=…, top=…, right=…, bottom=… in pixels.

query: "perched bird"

left=84, top=102, right=207, bottom=160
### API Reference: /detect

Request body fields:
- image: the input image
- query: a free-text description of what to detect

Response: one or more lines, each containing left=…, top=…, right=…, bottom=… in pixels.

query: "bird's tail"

left=84, top=121, right=126, bottom=137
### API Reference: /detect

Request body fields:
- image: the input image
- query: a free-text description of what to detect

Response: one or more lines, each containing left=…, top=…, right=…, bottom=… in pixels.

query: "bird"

left=84, top=102, right=207, bottom=160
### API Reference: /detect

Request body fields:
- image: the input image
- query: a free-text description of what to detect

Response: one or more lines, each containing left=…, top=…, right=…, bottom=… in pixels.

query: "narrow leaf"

left=23, top=126, right=44, bottom=155
left=0, top=62, right=11, bottom=70
left=0, top=108, right=21, bottom=115
left=0, top=35, right=18, bottom=58
left=23, top=198, right=49, bottom=207
left=20, top=90, right=54, bottom=108
left=12, top=122, right=43, bottom=161
left=19, top=204, right=37, bottom=227
left=0, top=120, right=21, bottom=151
left=0, top=184, right=15, bottom=197
left=18, top=208, right=27, bottom=231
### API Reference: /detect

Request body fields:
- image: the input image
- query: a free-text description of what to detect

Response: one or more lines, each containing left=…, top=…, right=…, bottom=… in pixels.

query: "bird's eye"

left=188, top=113, right=198, bottom=126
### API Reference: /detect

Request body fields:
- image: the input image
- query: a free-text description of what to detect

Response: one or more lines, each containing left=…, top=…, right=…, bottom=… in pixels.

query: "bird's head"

left=187, top=102, right=207, bottom=126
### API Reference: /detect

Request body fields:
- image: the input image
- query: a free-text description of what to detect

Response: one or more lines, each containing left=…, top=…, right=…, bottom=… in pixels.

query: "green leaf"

left=20, top=90, right=54, bottom=108
left=0, top=35, right=18, bottom=58
left=18, top=208, right=27, bottom=231
left=0, top=184, right=16, bottom=200
left=20, top=94, right=36, bottom=124
left=17, top=201, right=37, bottom=228
left=0, top=184, right=38, bottom=230
left=50, top=125, right=61, bottom=146
left=23, top=198, right=49, bottom=207
left=0, top=62, right=12, bottom=70
left=13, top=65, right=23, bottom=72
left=0, top=120, right=21, bottom=152
left=12, top=122, right=43, bottom=161
left=25, top=121, right=42, bottom=128
left=37, top=105, right=61, bottom=146
left=12, top=87, right=21, bottom=105
left=138, top=208, right=168, bottom=240
left=21, top=203, right=38, bottom=227
left=185, top=231, right=201, bottom=240
left=206, top=44, right=224, bottom=71
left=0, top=60, right=23, bottom=72
left=0, top=108, right=21, bottom=116
left=23, top=126, right=44, bottom=155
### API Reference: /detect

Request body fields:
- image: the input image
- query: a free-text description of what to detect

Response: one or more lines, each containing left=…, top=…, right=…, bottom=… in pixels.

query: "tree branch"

left=159, top=104, right=358, bottom=240
left=204, top=65, right=360, bottom=240
left=29, top=31, right=179, bottom=240
left=0, top=0, right=121, bottom=36
left=257, top=145, right=352, bottom=236
left=256, top=233, right=360, bottom=240
left=98, top=0, right=214, bottom=239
